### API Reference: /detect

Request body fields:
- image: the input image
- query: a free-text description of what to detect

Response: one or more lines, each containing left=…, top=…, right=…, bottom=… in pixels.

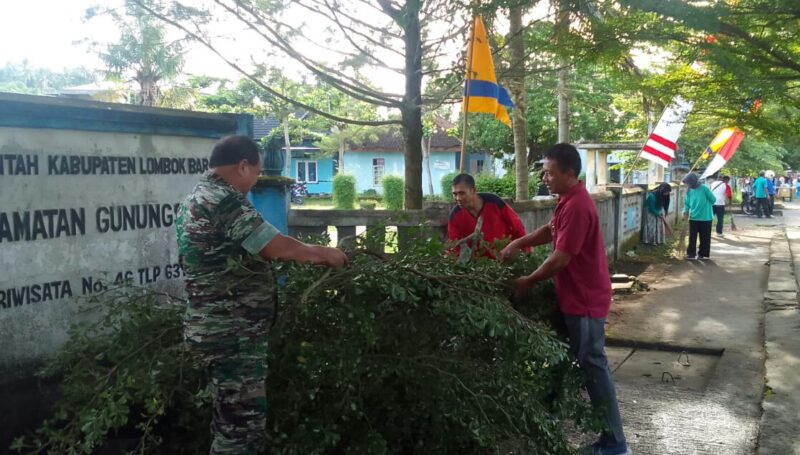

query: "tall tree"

left=307, top=82, right=381, bottom=172
left=0, top=62, right=95, bottom=95
left=135, top=0, right=470, bottom=209
left=508, top=5, right=530, bottom=200
left=89, top=0, right=185, bottom=106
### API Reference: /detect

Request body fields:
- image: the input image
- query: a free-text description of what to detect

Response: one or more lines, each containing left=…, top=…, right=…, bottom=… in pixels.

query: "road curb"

left=757, top=232, right=800, bottom=454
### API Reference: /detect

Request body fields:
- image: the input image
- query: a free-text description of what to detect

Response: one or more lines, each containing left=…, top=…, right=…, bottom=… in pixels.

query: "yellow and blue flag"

left=463, top=16, right=513, bottom=127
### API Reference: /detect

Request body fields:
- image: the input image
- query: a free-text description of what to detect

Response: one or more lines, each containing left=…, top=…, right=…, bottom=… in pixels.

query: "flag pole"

left=460, top=16, right=476, bottom=173
left=622, top=150, right=643, bottom=185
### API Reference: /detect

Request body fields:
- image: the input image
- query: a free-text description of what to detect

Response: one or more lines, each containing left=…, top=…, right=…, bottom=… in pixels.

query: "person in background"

left=643, top=183, right=671, bottom=245
left=448, top=173, right=527, bottom=258
left=682, top=173, right=716, bottom=260
left=796, top=177, right=800, bottom=197
left=766, top=175, right=776, bottom=216
left=708, top=175, right=732, bottom=237
left=753, top=171, right=770, bottom=219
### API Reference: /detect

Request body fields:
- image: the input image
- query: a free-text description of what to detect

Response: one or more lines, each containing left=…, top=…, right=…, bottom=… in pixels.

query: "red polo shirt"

left=448, top=193, right=526, bottom=257
left=551, top=182, right=612, bottom=318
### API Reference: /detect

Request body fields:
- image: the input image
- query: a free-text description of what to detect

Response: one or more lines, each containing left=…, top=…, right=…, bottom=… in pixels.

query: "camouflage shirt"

left=176, top=171, right=279, bottom=306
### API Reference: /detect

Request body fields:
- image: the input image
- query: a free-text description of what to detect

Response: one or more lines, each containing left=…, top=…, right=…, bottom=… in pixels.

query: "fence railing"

left=288, top=184, right=685, bottom=260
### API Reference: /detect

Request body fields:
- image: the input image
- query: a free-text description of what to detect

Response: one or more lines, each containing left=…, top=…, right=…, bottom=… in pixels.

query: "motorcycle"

left=291, top=182, right=308, bottom=205
left=741, top=192, right=757, bottom=216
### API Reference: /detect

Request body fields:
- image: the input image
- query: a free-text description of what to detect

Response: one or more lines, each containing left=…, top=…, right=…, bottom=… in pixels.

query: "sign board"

left=0, top=94, right=251, bottom=380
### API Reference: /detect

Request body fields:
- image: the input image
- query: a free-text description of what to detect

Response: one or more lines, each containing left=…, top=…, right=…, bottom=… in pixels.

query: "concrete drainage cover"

left=607, top=347, right=721, bottom=392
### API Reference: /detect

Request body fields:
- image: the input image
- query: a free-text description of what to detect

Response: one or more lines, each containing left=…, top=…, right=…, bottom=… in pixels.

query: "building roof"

left=253, top=117, right=281, bottom=140
left=351, top=127, right=461, bottom=152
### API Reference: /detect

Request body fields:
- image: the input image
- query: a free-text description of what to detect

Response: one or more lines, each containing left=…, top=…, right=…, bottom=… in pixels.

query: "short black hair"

left=452, top=173, right=476, bottom=189
left=543, top=143, right=581, bottom=177
left=209, top=135, right=261, bottom=168
left=722, top=176, right=730, bottom=182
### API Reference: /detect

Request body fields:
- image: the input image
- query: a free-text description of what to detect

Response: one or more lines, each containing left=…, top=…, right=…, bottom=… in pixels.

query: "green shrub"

left=475, top=174, right=515, bottom=198
left=15, top=239, right=600, bottom=454
left=440, top=171, right=459, bottom=202
left=444, top=172, right=540, bottom=201
left=361, top=188, right=378, bottom=198
left=332, top=174, right=357, bottom=209
left=381, top=175, right=405, bottom=210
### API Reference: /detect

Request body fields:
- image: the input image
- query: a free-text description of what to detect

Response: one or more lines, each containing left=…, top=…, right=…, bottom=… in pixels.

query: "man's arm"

left=498, top=224, right=552, bottom=261
left=514, top=250, right=572, bottom=296
left=259, top=234, right=347, bottom=267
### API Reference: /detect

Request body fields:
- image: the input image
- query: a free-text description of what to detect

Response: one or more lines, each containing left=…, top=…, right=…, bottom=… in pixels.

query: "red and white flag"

left=641, top=97, right=694, bottom=167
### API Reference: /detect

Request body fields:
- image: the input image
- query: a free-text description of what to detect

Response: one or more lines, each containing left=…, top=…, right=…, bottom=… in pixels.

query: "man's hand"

left=682, top=212, right=688, bottom=221
left=499, top=240, right=521, bottom=262
left=317, top=246, right=349, bottom=267
left=514, top=275, right=534, bottom=299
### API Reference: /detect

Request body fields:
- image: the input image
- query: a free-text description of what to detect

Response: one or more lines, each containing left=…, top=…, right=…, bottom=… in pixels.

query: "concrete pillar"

left=248, top=176, right=292, bottom=234
left=647, top=162, right=667, bottom=185
left=597, top=150, right=609, bottom=186
left=585, top=149, right=597, bottom=191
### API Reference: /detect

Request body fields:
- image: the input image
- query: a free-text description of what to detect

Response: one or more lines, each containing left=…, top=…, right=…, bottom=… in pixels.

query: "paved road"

left=606, top=205, right=785, bottom=454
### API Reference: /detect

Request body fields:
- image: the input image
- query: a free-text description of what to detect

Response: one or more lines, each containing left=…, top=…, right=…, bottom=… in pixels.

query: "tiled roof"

left=351, top=127, right=461, bottom=151
left=253, top=117, right=280, bottom=140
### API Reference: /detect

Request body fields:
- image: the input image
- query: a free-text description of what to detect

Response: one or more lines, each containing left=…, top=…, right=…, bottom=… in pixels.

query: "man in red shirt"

left=500, top=144, right=628, bottom=455
left=447, top=173, right=526, bottom=258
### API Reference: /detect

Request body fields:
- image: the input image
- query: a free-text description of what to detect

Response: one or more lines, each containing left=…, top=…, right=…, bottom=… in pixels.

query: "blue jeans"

left=564, top=314, right=626, bottom=444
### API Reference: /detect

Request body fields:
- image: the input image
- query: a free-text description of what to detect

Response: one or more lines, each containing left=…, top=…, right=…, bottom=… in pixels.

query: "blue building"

left=253, top=116, right=336, bottom=195
left=288, top=147, right=336, bottom=194
left=254, top=118, right=497, bottom=196
left=343, top=128, right=495, bottom=196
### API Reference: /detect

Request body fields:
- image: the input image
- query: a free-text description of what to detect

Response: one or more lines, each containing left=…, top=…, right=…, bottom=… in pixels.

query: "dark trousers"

left=564, top=315, right=625, bottom=444
left=756, top=197, right=770, bottom=217
left=712, top=205, right=726, bottom=234
left=688, top=220, right=712, bottom=258
left=769, top=195, right=775, bottom=216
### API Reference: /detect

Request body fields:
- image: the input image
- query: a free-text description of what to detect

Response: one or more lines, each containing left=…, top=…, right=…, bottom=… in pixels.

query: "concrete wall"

left=289, top=186, right=665, bottom=261
left=0, top=93, right=251, bottom=382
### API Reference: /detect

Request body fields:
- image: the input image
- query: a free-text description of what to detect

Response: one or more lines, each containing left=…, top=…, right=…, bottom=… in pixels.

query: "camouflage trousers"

left=185, top=299, right=274, bottom=455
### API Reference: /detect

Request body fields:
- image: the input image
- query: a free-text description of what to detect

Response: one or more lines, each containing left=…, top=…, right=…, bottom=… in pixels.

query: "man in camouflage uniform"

left=176, top=135, right=347, bottom=454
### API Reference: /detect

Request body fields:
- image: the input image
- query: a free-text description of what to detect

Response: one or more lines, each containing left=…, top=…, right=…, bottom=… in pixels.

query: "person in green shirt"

left=753, top=171, right=771, bottom=218
left=643, top=183, right=671, bottom=245
left=682, top=173, right=716, bottom=260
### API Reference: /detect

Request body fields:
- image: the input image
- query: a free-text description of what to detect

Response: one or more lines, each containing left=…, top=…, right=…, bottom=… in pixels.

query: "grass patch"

left=621, top=219, right=688, bottom=264
left=295, top=197, right=386, bottom=210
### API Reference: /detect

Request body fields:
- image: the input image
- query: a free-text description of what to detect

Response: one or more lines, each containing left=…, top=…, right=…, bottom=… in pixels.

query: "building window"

left=296, top=161, right=318, bottom=183
left=475, top=159, right=485, bottom=174
left=372, top=158, right=385, bottom=187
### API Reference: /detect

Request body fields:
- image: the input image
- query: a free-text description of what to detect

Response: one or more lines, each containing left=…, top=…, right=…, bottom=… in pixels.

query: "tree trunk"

left=283, top=115, right=292, bottom=177
left=139, top=78, right=156, bottom=106
left=556, top=2, right=570, bottom=144
left=401, top=2, right=424, bottom=210
left=508, top=6, right=529, bottom=201
left=557, top=67, right=570, bottom=143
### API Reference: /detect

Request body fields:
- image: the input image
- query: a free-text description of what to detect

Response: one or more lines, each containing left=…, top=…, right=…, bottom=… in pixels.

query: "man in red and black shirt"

left=500, top=144, right=628, bottom=455
left=447, top=173, right=526, bottom=258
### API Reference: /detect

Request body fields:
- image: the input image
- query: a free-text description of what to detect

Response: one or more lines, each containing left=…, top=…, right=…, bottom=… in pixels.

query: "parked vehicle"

left=291, top=182, right=308, bottom=205
left=741, top=192, right=757, bottom=216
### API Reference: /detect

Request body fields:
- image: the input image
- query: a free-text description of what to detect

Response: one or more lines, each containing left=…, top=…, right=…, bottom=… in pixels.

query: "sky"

left=1, top=1, right=665, bottom=92
left=0, top=0, right=242, bottom=79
